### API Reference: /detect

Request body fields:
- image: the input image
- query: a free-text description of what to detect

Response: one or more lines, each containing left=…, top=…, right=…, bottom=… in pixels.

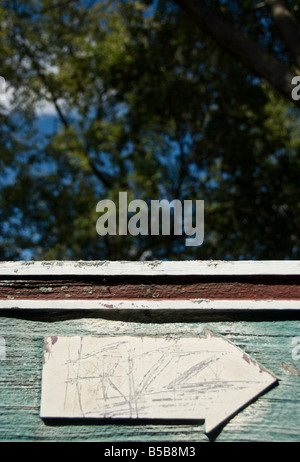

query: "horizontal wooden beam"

left=1, top=261, right=300, bottom=311
left=1, top=275, right=300, bottom=300
left=0, top=299, right=300, bottom=310
left=1, top=260, right=300, bottom=276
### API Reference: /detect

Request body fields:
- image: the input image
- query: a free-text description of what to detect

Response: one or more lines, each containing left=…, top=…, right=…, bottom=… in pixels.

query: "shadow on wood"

left=2, top=308, right=300, bottom=323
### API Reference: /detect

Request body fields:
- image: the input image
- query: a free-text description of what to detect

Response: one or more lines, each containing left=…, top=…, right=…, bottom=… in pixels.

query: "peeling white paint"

left=1, top=260, right=300, bottom=276
left=0, top=298, right=299, bottom=310
left=40, top=328, right=278, bottom=435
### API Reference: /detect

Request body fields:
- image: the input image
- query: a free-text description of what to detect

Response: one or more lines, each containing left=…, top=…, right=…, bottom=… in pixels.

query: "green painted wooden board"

left=0, top=311, right=300, bottom=442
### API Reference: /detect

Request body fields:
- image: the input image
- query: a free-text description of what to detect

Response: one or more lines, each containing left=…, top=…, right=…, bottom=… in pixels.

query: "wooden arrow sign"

left=40, top=328, right=278, bottom=435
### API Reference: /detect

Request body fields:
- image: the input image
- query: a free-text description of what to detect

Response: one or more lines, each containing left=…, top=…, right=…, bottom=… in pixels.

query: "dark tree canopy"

left=174, top=0, right=300, bottom=105
left=0, top=0, right=300, bottom=261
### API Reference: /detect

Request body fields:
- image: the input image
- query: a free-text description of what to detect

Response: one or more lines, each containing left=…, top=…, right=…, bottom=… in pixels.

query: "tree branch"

left=89, top=161, right=112, bottom=188
left=37, top=0, right=80, bottom=15
left=173, top=0, right=300, bottom=106
left=265, top=0, right=300, bottom=69
left=18, top=39, right=70, bottom=128
left=174, top=124, right=188, bottom=199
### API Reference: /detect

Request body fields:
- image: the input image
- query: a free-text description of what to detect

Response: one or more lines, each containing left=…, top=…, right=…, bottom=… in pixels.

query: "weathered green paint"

left=0, top=311, right=300, bottom=442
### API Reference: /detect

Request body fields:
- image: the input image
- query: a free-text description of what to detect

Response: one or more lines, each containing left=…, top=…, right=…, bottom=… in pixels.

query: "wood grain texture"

left=2, top=275, right=300, bottom=300
left=1, top=261, right=299, bottom=442
left=2, top=261, right=300, bottom=312
left=1, top=311, right=300, bottom=442
left=2, top=260, right=300, bottom=276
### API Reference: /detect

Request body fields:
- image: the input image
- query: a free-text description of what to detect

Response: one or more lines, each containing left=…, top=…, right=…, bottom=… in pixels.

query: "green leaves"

left=1, top=0, right=300, bottom=260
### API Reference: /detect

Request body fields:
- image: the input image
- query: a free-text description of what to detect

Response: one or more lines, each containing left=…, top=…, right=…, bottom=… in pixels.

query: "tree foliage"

left=1, top=0, right=300, bottom=260
left=174, top=0, right=300, bottom=105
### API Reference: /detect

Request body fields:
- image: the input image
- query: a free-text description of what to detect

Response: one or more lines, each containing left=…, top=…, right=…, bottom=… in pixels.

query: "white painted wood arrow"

left=40, top=328, right=278, bottom=435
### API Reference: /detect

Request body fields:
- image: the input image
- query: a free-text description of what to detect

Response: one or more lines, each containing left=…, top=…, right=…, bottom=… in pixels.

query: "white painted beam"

left=0, top=299, right=299, bottom=310
left=1, top=260, right=300, bottom=276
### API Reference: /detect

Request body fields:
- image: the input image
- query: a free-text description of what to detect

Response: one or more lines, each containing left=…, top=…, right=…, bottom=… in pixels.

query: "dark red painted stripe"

left=1, top=276, right=300, bottom=300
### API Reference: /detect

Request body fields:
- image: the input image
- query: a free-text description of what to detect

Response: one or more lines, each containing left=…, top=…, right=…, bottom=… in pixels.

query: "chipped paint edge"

left=0, top=298, right=300, bottom=310
left=202, top=326, right=279, bottom=433
left=1, top=260, right=300, bottom=276
left=40, top=329, right=279, bottom=435
left=42, top=325, right=279, bottom=432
